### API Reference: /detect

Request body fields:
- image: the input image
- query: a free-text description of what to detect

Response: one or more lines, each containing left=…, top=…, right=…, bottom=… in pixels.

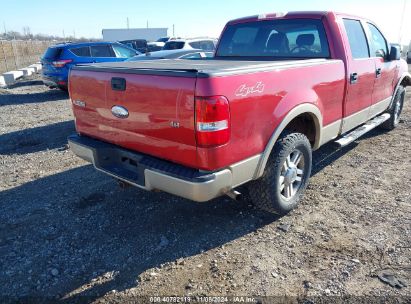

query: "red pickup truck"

left=68, top=11, right=409, bottom=215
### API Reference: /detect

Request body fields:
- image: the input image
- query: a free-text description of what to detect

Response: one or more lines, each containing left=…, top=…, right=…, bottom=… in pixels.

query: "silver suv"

left=163, top=38, right=217, bottom=51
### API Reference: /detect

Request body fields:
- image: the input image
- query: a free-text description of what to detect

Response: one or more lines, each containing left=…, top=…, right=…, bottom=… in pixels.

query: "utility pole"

left=398, top=0, right=407, bottom=44
left=147, top=20, right=149, bottom=29
left=63, top=29, right=65, bottom=39
left=173, top=24, right=175, bottom=37
left=3, top=22, right=6, bottom=35
left=127, top=17, right=129, bottom=29
left=73, top=30, right=76, bottom=39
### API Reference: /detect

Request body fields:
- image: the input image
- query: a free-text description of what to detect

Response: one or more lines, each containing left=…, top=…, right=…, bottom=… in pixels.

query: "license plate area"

left=94, top=147, right=145, bottom=186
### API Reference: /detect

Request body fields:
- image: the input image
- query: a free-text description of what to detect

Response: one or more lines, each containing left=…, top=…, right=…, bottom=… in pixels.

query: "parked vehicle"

left=68, top=11, right=409, bottom=215
left=157, top=37, right=170, bottom=43
left=126, top=49, right=213, bottom=61
left=41, top=41, right=138, bottom=90
left=150, top=37, right=171, bottom=48
left=119, top=39, right=148, bottom=53
left=146, top=42, right=163, bottom=52
left=162, top=38, right=217, bottom=51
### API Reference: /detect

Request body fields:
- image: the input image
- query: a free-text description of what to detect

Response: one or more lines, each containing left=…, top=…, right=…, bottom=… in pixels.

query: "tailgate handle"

left=111, top=77, right=126, bottom=91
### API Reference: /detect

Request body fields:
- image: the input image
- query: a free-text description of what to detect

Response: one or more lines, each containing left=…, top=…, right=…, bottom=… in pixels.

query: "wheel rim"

left=394, top=97, right=402, bottom=124
left=279, top=149, right=305, bottom=200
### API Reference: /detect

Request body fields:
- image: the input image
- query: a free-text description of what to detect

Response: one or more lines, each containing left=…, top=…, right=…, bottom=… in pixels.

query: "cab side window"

left=367, top=23, right=388, bottom=58
left=343, top=19, right=369, bottom=59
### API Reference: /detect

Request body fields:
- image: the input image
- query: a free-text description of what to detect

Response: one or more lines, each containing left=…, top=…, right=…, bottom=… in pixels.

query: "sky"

left=1, top=0, right=410, bottom=44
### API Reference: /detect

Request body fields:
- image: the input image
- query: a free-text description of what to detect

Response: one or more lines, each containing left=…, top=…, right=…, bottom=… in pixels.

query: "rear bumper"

left=42, top=74, right=68, bottom=88
left=68, top=134, right=248, bottom=202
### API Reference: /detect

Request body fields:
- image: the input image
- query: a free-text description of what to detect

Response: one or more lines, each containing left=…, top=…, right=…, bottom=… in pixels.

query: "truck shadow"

left=0, top=89, right=68, bottom=106
left=0, top=120, right=75, bottom=155
left=6, top=79, right=45, bottom=89
left=0, top=165, right=277, bottom=300
left=311, top=126, right=390, bottom=176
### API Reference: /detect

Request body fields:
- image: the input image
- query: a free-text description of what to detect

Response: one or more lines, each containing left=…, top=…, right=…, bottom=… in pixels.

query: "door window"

left=200, top=41, right=216, bottom=51
left=343, top=19, right=369, bottom=59
left=70, top=47, right=91, bottom=57
left=189, top=41, right=201, bottom=49
left=90, top=45, right=114, bottom=57
left=367, top=23, right=388, bottom=58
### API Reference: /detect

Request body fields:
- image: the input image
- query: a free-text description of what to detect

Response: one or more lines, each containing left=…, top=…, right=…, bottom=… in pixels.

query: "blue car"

left=41, top=41, right=139, bottom=90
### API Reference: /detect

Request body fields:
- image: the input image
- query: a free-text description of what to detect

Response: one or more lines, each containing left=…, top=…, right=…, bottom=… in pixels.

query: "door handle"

left=350, top=72, right=358, bottom=84
left=376, top=68, right=382, bottom=78
left=111, top=77, right=126, bottom=91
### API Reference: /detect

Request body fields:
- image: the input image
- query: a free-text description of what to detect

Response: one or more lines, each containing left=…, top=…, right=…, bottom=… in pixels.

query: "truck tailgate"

left=69, top=68, right=198, bottom=168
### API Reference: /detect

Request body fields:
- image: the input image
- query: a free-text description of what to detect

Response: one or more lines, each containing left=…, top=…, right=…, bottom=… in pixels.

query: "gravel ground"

left=0, top=73, right=410, bottom=303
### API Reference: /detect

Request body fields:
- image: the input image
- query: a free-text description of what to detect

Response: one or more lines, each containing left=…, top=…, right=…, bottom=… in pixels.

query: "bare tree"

left=22, top=26, right=33, bottom=39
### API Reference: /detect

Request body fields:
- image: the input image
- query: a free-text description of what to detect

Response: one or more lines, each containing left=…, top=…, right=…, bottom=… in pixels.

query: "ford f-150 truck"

left=68, top=11, right=410, bottom=215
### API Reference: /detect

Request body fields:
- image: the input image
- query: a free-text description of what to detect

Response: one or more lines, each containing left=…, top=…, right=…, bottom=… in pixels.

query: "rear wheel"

left=380, top=86, right=405, bottom=130
left=247, top=132, right=312, bottom=215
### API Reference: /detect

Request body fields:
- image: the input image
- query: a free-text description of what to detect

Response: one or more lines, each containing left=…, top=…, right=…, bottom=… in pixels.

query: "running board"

left=335, top=113, right=390, bottom=147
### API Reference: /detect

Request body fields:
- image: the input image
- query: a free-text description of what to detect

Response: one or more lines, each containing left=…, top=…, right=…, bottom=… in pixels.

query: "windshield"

left=216, top=19, right=330, bottom=59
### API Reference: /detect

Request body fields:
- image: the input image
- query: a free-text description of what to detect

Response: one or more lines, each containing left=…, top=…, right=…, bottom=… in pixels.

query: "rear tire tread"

left=247, top=132, right=312, bottom=215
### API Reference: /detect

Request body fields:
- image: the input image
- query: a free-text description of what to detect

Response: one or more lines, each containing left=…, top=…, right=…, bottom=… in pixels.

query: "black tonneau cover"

left=71, top=58, right=333, bottom=78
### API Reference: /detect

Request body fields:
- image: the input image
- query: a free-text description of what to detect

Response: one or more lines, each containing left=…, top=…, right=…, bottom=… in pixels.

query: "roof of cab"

left=227, top=11, right=370, bottom=25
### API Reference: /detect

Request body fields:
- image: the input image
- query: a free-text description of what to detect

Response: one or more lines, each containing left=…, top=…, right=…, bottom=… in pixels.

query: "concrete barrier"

left=29, top=64, right=42, bottom=72
left=3, top=70, right=24, bottom=85
left=19, top=67, right=36, bottom=76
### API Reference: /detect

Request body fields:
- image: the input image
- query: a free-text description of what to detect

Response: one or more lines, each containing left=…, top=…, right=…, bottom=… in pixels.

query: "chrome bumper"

left=68, top=135, right=248, bottom=202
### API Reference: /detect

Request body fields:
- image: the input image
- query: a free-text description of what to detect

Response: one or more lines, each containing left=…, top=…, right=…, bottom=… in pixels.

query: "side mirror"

left=389, top=45, right=401, bottom=61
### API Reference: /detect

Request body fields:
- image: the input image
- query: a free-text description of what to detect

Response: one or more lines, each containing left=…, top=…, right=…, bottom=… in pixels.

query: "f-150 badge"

left=235, top=82, right=265, bottom=97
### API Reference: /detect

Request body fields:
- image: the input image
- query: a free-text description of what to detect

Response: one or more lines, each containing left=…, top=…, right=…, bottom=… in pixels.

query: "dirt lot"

left=0, top=73, right=410, bottom=303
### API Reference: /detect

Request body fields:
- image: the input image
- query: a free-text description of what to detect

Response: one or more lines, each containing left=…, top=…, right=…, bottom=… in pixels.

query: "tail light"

left=52, top=59, right=72, bottom=68
left=195, top=95, right=230, bottom=147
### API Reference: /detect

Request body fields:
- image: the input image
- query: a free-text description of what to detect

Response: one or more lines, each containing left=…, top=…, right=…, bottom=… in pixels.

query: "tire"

left=247, top=132, right=312, bottom=215
left=380, top=86, right=405, bottom=130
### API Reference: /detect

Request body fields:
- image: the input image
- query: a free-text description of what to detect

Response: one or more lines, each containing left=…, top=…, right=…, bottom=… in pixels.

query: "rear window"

left=70, top=46, right=91, bottom=57
left=43, top=47, right=63, bottom=59
left=216, top=19, right=330, bottom=59
left=163, top=41, right=185, bottom=50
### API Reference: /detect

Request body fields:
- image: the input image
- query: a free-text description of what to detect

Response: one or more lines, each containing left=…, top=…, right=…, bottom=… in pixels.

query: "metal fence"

left=0, top=40, right=53, bottom=74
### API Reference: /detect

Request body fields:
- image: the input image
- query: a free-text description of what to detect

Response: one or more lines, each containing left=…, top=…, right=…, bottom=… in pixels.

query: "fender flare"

left=254, top=103, right=323, bottom=179
left=390, top=72, right=411, bottom=107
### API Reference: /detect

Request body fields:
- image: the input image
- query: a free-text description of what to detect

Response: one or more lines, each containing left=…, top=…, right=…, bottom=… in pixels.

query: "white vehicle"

left=150, top=37, right=171, bottom=48
left=162, top=38, right=217, bottom=51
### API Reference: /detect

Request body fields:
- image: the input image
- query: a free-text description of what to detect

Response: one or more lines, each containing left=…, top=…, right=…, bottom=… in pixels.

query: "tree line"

left=0, top=27, right=100, bottom=42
